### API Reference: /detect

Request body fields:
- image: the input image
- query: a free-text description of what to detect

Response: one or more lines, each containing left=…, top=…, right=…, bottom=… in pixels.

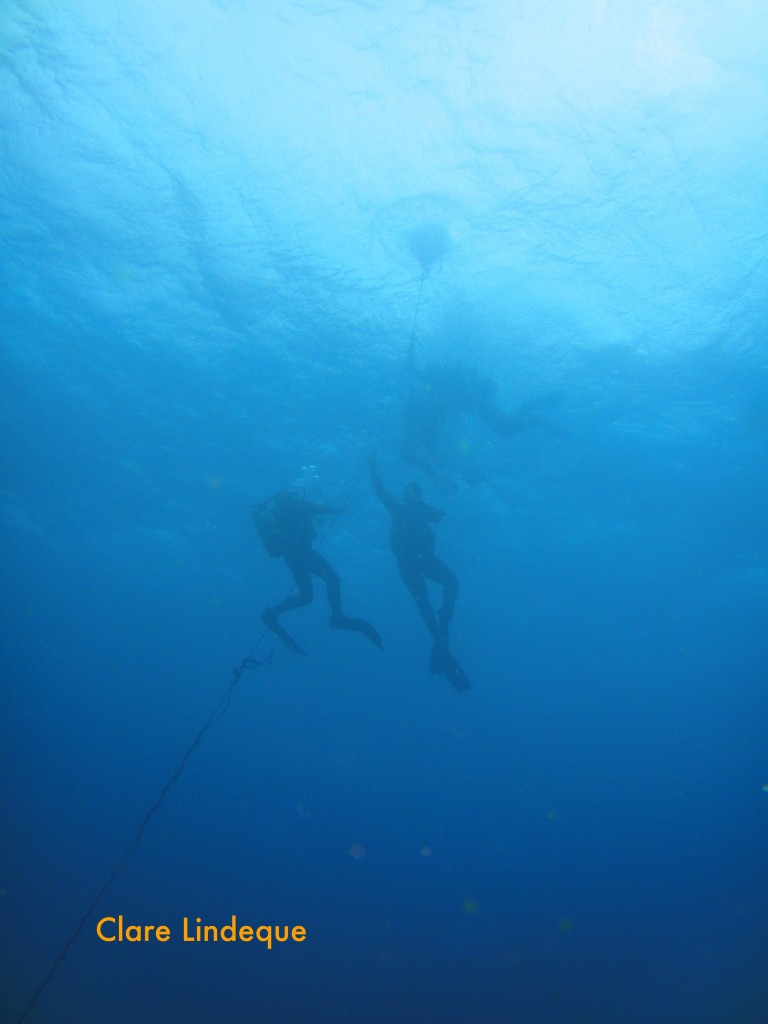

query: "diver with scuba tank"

left=253, top=488, right=383, bottom=655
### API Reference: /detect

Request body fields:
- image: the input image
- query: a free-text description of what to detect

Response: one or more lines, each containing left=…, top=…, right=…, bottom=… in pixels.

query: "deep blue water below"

left=2, top=2, right=767, bottom=1022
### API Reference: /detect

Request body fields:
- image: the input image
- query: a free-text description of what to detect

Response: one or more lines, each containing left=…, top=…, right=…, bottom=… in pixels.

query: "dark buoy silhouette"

left=407, top=222, right=451, bottom=278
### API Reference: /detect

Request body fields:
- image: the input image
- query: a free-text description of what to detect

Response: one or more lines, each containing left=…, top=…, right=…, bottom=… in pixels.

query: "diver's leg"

left=397, top=558, right=440, bottom=638
left=309, top=552, right=342, bottom=617
left=313, top=552, right=383, bottom=650
left=261, top=561, right=312, bottom=654
left=476, top=403, right=526, bottom=437
left=421, top=555, right=458, bottom=634
left=477, top=394, right=566, bottom=438
left=401, top=431, right=459, bottom=496
left=419, top=556, right=467, bottom=686
left=270, top=564, right=313, bottom=616
left=401, top=429, right=440, bottom=482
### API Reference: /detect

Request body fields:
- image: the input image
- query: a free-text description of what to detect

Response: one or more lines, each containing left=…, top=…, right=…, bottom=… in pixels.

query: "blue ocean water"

left=2, top=1, right=767, bottom=1021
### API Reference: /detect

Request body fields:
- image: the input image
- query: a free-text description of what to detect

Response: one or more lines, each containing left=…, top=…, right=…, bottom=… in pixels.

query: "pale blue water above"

left=1, top=2, right=767, bottom=1022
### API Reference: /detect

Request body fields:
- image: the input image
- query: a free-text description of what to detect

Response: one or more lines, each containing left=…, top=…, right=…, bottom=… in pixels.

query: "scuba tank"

left=253, top=508, right=283, bottom=558
left=253, top=468, right=319, bottom=557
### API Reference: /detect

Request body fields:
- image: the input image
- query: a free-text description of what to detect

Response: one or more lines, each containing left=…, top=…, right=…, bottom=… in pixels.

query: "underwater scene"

left=2, top=1, right=767, bottom=1021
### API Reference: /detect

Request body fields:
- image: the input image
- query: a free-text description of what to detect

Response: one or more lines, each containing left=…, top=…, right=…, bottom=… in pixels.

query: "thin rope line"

left=16, top=270, right=430, bottom=1023
left=15, top=644, right=272, bottom=1024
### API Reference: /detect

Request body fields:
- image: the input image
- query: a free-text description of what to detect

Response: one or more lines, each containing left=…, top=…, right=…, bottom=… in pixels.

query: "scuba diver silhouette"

left=368, top=453, right=470, bottom=692
left=402, top=337, right=564, bottom=494
left=254, top=488, right=383, bottom=655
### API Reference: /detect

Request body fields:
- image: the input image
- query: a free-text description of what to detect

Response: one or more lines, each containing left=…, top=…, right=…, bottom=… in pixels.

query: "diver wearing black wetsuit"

left=369, top=454, right=468, bottom=690
left=402, top=337, right=563, bottom=493
left=369, top=454, right=455, bottom=638
left=255, top=489, right=382, bottom=655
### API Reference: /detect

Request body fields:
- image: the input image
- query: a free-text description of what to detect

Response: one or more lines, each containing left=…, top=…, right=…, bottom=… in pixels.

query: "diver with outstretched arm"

left=368, top=453, right=469, bottom=691
left=402, top=336, right=564, bottom=490
left=254, top=488, right=382, bottom=655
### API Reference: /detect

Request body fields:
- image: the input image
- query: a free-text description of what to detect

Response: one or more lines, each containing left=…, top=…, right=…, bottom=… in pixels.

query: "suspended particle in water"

left=347, top=843, right=366, bottom=859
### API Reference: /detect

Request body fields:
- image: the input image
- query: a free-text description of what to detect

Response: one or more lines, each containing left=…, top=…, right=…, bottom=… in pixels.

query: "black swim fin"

left=329, top=615, right=384, bottom=651
left=261, top=608, right=306, bottom=655
left=429, top=640, right=471, bottom=693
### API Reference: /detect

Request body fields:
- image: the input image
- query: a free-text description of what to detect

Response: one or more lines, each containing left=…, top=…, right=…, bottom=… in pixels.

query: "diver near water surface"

left=254, top=488, right=383, bottom=655
left=368, top=452, right=470, bottom=692
left=402, top=336, right=563, bottom=494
